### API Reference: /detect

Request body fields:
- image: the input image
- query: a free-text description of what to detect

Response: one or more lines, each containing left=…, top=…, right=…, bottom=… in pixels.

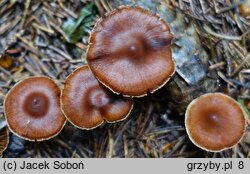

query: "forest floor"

left=0, top=0, right=250, bottom=157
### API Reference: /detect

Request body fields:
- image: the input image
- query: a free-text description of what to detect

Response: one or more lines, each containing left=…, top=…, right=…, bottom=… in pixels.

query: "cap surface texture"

left=87, top=6, right=175, bottom=97
left=61, top=66, right=133, bottom=129
left=185, top=93, right=246, bottom=151
left=4, top=77, right=66, bottom=141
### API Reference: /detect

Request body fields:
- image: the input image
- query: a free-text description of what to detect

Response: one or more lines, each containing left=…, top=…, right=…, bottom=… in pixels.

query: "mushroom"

left=185, top=93, right=246, bottom=152
left=0, top=127, right=8, bottom=157
left=87, top=6, right=175, bottom=97
left=61, top=65, right=133, bottom=130
left=4, top=77, right=66, bottom=141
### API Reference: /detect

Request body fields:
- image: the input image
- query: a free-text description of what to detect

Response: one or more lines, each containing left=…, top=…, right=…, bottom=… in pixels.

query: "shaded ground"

left=0, top=0, right=250, bottom=157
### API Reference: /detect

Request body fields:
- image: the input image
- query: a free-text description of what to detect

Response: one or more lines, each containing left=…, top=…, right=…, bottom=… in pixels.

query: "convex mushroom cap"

left=87, top=6, right=175, bottom=97
left=61, top=65, right=133, bottom=130
left=185, top=93, right=246, bottom=152
left=4, top=77, right=66, bottom=141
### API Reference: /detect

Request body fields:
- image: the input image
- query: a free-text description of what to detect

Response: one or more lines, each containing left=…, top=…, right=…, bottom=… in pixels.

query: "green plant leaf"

left=62, top=3, right=97, bottom=44
left=237, top=98, right=250, bottom=120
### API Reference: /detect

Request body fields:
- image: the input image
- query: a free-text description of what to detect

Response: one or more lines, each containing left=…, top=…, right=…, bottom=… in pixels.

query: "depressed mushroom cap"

left=61, top=65, right=133, bottom=130
left=87, top=6, right=175, bottom=97
left=185, top=93, right=246, bottom=152
left=4, top=77, right=66, bottom=141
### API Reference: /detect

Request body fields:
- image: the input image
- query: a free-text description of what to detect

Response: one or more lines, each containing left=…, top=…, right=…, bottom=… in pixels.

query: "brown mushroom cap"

left=0, top=127, right=8, bottom=156
left=61, top=65, right=133, bottom=130
left=185, top=93, right=246, bottom=152
left=4, top=77, right=66, bottom=141
left=87, top=6, right=175, bottom=97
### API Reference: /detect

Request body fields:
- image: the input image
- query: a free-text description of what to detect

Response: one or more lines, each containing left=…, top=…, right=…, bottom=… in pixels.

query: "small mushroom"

left=4, top=77, right=66, bottom=141
left=185, top=93, right=246, bottom=152
left=61, top=66, right=133, bottom=130
left=0, top=127, right=8, bottom=157
left=87, top=6, right=175, bottom=97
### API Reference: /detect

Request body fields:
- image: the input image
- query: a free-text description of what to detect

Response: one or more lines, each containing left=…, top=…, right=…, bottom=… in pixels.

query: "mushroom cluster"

left=2, top=5, right=246, bottom=154
left=3, top=6, right=175, bottom=142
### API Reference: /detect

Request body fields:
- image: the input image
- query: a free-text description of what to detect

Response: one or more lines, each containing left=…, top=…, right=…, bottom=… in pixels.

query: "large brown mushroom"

left=4, top=77, right=66, bottom=141
left=185, top=93, right=246, bottom=152
left=61, top=65, right=133, bottom=130
left=87, top=6, right=175, bottom=97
